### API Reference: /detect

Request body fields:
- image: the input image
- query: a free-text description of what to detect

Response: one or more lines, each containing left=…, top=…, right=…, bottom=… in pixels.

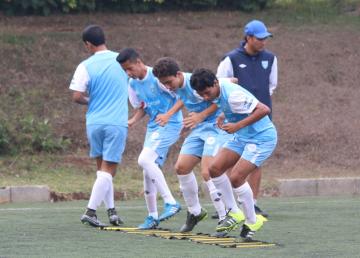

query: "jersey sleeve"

left=269, top=56, right=278, bottom=96
left=228, top=90, right=259, bottom=114
left=128, top=85, right=144, bottom=109
left=216, top=57, right=234, bottom=78
left=69, top=63, right=89, bottom=92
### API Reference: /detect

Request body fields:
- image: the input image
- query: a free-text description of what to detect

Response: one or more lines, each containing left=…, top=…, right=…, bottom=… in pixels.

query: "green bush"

left=0, top=0, right=272, bottom=15
left=17, top=116, right=71, bottom=154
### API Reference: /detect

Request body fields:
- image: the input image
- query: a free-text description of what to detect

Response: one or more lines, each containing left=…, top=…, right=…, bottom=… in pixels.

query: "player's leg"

left=176, top=152, right=207, bottom=232
left=247, top=167, right=269, bottom=217
left=232, top=135, right=277, bottom=239
left=208, top=148, right=245, bottom=232
left=201, top=156, right=226, bottom=221
left=138, top=170, right=159, bottom=229
left=139, top=126, right=181, bottom=223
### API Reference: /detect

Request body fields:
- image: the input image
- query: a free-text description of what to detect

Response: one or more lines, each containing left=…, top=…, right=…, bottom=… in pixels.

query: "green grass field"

left=1, top=196, right=360, bottom=258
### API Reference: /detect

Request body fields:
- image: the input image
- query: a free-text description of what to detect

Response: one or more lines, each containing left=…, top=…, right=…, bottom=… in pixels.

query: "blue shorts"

left=86, top=124, right=127, bottom=163
left=144, top=123, right=181, bottom=166
left=180, top=123, right=230, bottom=157
left=223, top=128, right=277, bottom=167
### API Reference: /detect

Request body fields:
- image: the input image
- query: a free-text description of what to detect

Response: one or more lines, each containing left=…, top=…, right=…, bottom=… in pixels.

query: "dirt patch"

left=1, top=11, right=360, bottom=191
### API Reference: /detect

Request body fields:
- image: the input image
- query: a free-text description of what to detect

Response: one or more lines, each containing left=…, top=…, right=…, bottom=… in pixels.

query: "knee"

left=208, top=163, right=223, bottom=178
left=174, top=162, right=188, bottom=175
left=137, top=152, right=149, bottom=169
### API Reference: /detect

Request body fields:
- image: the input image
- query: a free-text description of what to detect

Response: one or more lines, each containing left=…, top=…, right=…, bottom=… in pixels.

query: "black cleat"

left=107, top=208, right=124, bottom=226
left=81, top=209, right=106, bottom=227
left=254, top=204, right=269, bottom=218
left=179, top=209, right=208, bottom=232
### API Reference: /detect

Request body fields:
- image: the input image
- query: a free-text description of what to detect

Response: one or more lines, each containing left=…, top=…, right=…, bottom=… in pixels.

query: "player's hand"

left=230, top=77, right=238, bottom=84
left=128, top=118, right=136, bottom=128
left=220, top=123, right=239, bottom=134
left=216, top=114, right=225, bottom=128
left=155, top=113, right=170, bottom=127
left=183, top=112, right=204, bottom=129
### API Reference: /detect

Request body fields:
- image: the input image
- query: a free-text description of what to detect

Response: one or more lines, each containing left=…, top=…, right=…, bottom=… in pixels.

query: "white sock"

left=87, top=171, right=112, bottom=210
left=103, top=173, right=115, bottom=209
left=143, top=171, right=158, bottom=219
left=138, top=148, right=176, bottom=205
left=211, top=174, right=240, bottom=213
left=178, top=172, right=201, bottom=216
left=233, top=182, right=256, bottom=224
left=205, top=180, right=226, bottom=220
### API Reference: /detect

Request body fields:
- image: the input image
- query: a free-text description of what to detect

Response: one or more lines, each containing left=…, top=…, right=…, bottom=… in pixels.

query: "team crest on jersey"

left=150, top=86, right=157, bottom=94
left=239, top=64, right=247, bottom=69
left=261, top=60, right=269, bottom=69
left=206, top=136, right=216, bottom=145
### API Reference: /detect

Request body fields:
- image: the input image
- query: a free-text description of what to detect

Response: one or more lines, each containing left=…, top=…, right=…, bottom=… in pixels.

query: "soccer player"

left=216, top=19, right=278, bottom=218
left=69, top=25, right=128, bottom=227
left=116, top=48, right=182, bottom=229
left=190, top=68, right=277, bottom=240
left=153, top=58, right=244, bottom=233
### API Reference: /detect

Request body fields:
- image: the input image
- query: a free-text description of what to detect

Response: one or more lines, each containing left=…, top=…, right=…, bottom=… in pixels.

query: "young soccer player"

left=116, top=48, right=182, bottom=229
left=153, top=58, right=244, bottom=233
left=190, top=68, right=277, bottom=240
left=70, top=25, right=128, bottom=227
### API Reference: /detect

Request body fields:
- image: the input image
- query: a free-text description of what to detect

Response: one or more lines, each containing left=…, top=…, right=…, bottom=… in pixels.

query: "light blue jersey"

left=216, top=79, right=275, bottom=141
left=82, top=51, right=128, bottom=127
left=176, top=73, right=221, bottom=125
left=129, top=67, right=183, bottom=129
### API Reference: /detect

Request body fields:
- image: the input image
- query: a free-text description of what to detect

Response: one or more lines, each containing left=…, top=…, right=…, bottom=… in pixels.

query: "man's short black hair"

left=82, top=25, right=105, bottom=46
left=116, top=48, right=140, bottom=64
left=190, top=68, right=217, bottom=92
left=153, top=57, right=180, bottom=78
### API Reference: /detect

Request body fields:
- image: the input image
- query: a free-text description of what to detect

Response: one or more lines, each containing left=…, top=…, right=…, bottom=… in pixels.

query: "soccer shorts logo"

left=151, top=132, right=160, bottom=140
left=246, top=143, right=257, bottom=152
left=206, top=136, right=216, bottom=145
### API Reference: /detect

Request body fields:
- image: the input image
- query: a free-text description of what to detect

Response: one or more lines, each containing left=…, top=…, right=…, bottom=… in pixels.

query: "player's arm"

left=269, top=56, right=278, bottom=96
left=222, top=102, right=270, bottom=133
left=128, top=84, right=146, bottom=128
left=183, top=103, right=218, bottom=129
left=155, top=99, right=184, bottom=126
left=69, top=63, right=89, bottom=105
left=72, top=91, right=89, bottom=105
left=128, top=107, right=146, bottom=128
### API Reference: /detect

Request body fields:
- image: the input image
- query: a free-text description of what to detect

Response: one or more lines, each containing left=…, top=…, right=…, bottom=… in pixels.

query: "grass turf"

left=1, top=196, right=360, bottom=257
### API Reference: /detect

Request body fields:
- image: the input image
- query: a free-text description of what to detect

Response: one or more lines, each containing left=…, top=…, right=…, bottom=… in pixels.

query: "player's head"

left=116, top=48, right=145, bottom=79
left=82, top=25, right=105, bottom=47
left=243, top=20, right=272, bottom=53
left=190, top=68, right=219, bottom=101
left=153, top=57, right=183, bottom=91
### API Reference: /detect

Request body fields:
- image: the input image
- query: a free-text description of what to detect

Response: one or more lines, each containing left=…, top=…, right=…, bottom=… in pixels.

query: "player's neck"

left=244, top=43, right=258, bottom=56
left=93, top=44, right=107, bottom=53
left=138, top=65, right=148, bottom=80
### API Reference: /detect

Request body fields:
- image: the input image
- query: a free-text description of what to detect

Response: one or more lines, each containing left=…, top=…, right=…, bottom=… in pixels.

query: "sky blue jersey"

left=215, top=79, right=275, bottom=140
left=82, top=51, right=128, bottom=127
left=175, top=73, right=220, bottom=124
left=129, top=67, right=182, bottom=129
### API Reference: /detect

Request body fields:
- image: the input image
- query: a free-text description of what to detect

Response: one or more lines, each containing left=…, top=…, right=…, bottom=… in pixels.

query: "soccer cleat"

left=179, top=208, right=208, bottom=232
left=159, top=202, right=181, bottom=221
left=138, top=216, right=159, bottom=230
left=216, top=210, right=245, bottom=232
left=80, top=209, right=106, bottom=227
left=254, top=204, right=269, bottom=218
left=107, top=208, right=124, bottom=226
left=240, top=214, right=265, bottom=240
